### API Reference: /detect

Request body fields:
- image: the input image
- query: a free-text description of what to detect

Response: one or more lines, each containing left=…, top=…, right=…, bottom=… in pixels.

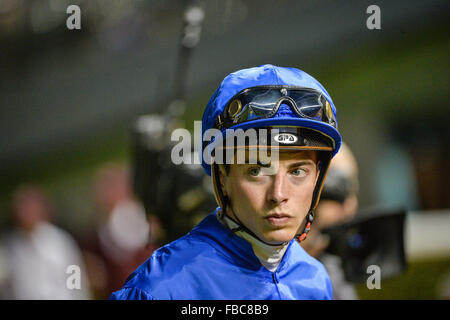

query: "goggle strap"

left=211, top=162, right=226, bottom=209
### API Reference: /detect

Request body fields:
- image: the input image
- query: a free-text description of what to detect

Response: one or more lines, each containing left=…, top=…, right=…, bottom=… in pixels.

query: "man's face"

left=220, top=150, right=319, bottom=244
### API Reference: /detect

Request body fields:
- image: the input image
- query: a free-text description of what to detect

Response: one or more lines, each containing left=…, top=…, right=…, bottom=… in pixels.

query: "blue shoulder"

left=109, top=287, right=154, bottom=300
left=288, top=241, right=334, bottom=299
left=112, top=233, right=217, bottom=299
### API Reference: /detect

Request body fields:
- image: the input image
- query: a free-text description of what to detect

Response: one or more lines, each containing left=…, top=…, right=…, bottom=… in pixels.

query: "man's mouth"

left=264, top=213, right=292, bottom=226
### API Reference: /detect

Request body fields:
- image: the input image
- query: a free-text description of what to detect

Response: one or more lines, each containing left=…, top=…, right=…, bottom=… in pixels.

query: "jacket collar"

left=220, top=214, right=289, bottom=272
left=189, top=208, right=295, bottom=273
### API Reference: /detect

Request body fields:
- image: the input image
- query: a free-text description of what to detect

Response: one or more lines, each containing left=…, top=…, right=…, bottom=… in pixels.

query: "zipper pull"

left=272, top=272, right=279, bottom=284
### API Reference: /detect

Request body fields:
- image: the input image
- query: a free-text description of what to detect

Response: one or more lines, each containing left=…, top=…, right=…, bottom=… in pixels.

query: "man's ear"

left=343, top=194, right=358, bottom=220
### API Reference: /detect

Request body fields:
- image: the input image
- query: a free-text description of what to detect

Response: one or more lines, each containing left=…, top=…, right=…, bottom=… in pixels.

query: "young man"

left=110, top=64, right=342, bottom=300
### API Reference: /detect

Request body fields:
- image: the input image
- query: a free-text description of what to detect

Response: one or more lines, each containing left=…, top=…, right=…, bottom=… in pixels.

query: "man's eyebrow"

left=288, top=160, right=315, bottom=168
left=256, top=160, right=271, bottom=168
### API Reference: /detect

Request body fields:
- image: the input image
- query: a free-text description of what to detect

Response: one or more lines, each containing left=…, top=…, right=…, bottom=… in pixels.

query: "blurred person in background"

left=80, top=162, right=162, bottom=299
left=301, top=142, right=360, bottom=300
left=0, top=185, right=90, bottom=299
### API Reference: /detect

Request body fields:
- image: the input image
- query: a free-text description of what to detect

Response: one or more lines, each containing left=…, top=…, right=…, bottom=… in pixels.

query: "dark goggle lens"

left=232, top=89, right=280, bottom=122
left=225, top=88, right=335, bottom=127
left=289, top=90, right=322, bottom=120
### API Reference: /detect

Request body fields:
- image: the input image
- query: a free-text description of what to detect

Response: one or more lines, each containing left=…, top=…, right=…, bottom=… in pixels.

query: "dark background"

left=0, top=0, right=449, bottom=299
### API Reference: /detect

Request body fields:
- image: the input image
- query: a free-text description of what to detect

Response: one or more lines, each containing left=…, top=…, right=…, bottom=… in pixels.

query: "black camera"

left=323, top=207, right=407, bottom=283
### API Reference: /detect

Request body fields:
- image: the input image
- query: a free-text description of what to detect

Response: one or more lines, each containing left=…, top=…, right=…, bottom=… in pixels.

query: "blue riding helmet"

left=200, top=64, right=342, bottom=243
left=200, top=64, right=342, bottom=176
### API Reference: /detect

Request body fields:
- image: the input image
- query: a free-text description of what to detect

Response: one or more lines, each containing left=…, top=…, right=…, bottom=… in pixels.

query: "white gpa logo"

left=274, top=133, right=298, bottom=144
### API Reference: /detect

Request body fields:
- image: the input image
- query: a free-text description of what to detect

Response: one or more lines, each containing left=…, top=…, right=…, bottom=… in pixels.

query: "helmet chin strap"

left=222, top=199, right=288, bottom=247
left=294, top=153, right=332, bottom=243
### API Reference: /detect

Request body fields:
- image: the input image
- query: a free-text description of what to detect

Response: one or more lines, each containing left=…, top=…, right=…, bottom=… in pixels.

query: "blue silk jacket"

left=110, top=210, right=333, bottom=300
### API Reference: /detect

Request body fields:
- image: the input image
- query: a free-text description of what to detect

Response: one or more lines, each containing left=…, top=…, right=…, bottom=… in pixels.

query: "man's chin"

left=261, top=229, right=294, bottom=245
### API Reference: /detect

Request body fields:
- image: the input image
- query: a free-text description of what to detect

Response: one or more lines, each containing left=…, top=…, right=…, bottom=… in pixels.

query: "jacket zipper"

left=272, top=272, right=279, bottom=284
left=272, top=272, right=282, bottom=299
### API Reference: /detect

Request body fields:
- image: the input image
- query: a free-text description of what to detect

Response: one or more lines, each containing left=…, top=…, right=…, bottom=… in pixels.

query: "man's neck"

left=220, top=214, right=289, bottom=272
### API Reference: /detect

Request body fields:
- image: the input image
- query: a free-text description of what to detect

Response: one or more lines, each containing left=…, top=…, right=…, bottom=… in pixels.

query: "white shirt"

left=0, top=222, right=90, bottom=299
left=220, top=215, right=288, bottom=272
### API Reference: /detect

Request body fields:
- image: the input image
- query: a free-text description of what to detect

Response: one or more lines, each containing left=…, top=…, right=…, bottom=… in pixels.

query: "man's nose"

left=267, top=172, right=289, bottom=205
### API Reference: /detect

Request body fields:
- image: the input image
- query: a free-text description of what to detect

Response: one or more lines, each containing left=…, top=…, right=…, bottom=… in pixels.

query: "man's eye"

left=291, top=168, right=306, bottom=177
left=248, top=167, right=261, bottom=176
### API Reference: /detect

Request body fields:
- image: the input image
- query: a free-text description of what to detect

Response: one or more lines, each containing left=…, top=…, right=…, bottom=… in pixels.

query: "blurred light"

left=182, top=5, right=205, bottom=48
left=185, top=5, right=205, bottom=24
left=136, top=115, right=165, bottom=138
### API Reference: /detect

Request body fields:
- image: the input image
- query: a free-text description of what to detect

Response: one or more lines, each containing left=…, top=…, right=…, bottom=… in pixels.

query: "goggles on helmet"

left=215, top=85, right=337, bottom=130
